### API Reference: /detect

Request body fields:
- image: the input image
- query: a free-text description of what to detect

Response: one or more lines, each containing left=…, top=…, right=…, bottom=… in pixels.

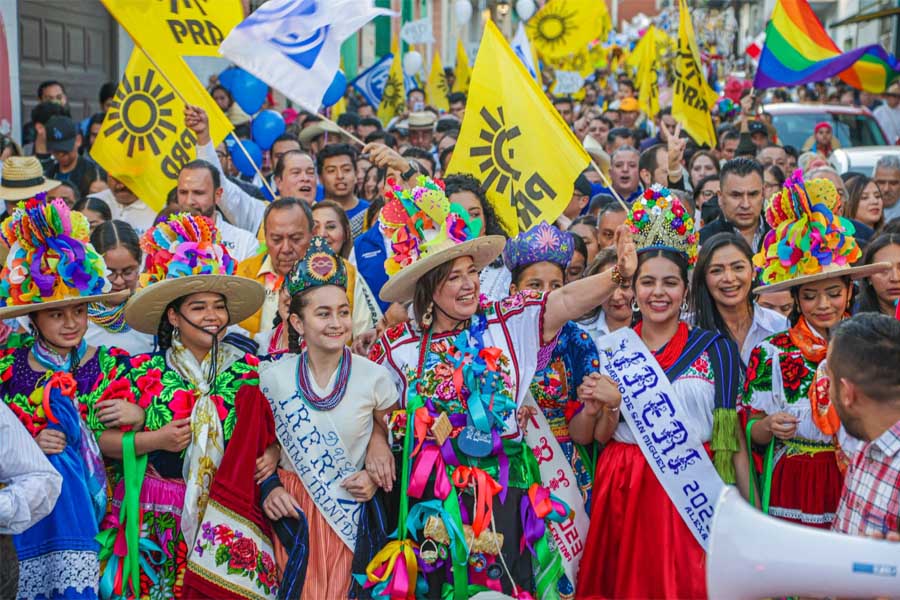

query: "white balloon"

left=454, top=0, right=473, bottom=24
left=515, top=0, right=535, bottom=21
left=403, top=51, right=423, bottom=76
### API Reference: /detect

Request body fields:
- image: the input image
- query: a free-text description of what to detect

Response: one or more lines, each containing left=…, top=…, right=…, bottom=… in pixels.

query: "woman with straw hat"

left=0, top=196, right=142, bottom=599
left=744, top=170, right=891, bottom=529
left=96, top=213, right=281, bottom=599
left=361, top=176, right=636, bottom=599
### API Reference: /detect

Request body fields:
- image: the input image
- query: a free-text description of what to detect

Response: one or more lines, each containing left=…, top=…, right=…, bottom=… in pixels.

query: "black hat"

left=748, top=120, right=769, bottom=137
left=574, top=173, right=592, bottom=196
left=46, top=115, right=77, bottom=152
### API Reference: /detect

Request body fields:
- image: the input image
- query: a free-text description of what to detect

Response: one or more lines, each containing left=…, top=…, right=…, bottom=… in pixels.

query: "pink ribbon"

left=408, top=444, right=451, bottom=500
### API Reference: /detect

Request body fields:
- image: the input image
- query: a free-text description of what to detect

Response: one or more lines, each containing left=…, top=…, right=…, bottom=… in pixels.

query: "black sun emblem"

left=468, top=107, right=521, bottom=193
left=528, top=1, right=578, bottom=54
left=103, top=68, right=178, bottom=158
left=159, top=0, right=209, bottom=15
left=381, top=72, right=404, bottom=117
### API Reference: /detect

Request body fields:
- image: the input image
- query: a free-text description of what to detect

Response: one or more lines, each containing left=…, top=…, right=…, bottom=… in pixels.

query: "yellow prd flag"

left=629, top=26, right=663, bottom=118
left=672, top=0, right=719, bottom=147
left=447, top=20, right=589, bottom=236
left=527, top=0, right=611, bottom=60
left=426, top=52, right=450, bottom=111
left=101, top=0, right=239, bottom=142
left=451, top=39, right=471, bottom=94
left=378, top=46, right=406, bottom=124
left=91, top=49, right=199, bottom=212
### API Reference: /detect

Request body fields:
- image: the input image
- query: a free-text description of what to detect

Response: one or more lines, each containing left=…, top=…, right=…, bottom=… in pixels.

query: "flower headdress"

left=141, top=213, right=236, bottom=283
left=286, top=236, right=347, bottom=296
left=502, top=221, right=574, bottom=272
left=626, top=184, right=698, bottom=265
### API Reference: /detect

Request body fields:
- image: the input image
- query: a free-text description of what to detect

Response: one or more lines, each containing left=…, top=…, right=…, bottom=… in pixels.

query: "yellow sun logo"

left=468, top=106, right=522, bottom=194
left=102, top=68, right=178, bottom=158
left=381, top=72, right=404, bottom=117
left=527, top=1, right=578, bottom=55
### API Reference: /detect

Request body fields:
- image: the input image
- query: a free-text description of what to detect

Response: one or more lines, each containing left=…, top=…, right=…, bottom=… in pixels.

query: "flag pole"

left=135, top=46, right=280, bottom=200
left=588, top=160, right=631, bottom=212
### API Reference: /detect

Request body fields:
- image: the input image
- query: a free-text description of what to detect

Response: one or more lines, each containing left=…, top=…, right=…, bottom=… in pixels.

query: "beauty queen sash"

left=263, top=359, right=363, bottom=550
left=523, top=393, right=589, bottom=588
left=599, top=328, right=724, bottom=549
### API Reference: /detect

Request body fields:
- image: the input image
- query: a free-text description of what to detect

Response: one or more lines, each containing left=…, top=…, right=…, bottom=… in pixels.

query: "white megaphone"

left=707, top=487, right=900, bottom=599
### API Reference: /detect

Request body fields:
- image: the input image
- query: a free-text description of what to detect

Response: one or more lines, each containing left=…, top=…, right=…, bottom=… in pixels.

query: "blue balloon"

left=251, top=110, right=286, bottom=151
left=218, top=66, right=240, bottom=91
left=230, top=69, right=268, bottom=115
left=229, top=139, right=263, bottom=178
left=322, top=70, right=347, bottom=108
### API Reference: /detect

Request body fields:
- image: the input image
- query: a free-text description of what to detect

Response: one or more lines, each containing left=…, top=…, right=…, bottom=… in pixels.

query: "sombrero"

left=754, top=170, right=889, bottom=294
left=0, top=156, right=59, bottom=201
left=378, top=176, right=505, bottom=304
left=298, top=119, right=349, bottom=146
left=0, top=196, right=127, bottom=319
left=124, top=213, right=264, bottom=334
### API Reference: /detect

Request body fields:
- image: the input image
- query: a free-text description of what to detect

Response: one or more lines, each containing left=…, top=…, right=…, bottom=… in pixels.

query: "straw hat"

left=583, top=134, right=610, bottom=178
left=754, top=170, right=889, bottom=294
left=0, top=157, right=59, bottom=201
left=124, top=214, right=264, bottom=334
left=378, top=176, right=505, bottom=304
left=298, top=119, right=349, bottom=146
left=408, top=111, right=437, bottom=130
left=0, top=198, right=127, bottom=319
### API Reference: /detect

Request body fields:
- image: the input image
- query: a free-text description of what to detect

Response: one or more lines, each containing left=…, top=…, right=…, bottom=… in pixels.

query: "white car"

left=828, top=146, right=900, bottom=176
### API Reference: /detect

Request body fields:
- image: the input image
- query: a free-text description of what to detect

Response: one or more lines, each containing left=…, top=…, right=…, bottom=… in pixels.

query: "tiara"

left=627, top=185, right=698, bottom=265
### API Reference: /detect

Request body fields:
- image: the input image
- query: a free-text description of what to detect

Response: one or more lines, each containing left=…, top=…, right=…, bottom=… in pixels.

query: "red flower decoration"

left=130, top=355, right=151, bottom=369
left=229, top=536, right=259, bottom=571
left=170, top=389, right=199, bottom=421
left=244, top=354, right=260, bottom=367
left=136, top=368, right=164, bottom=409
left=100, top=378, right=136, bottom=406
left=780, top=353, right=810, bottom=392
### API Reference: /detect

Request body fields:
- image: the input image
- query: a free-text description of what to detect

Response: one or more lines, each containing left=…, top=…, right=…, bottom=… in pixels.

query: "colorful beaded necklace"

left=296, top=346, right=352, bottom=411
left=88, top=301, right=130, bottom=333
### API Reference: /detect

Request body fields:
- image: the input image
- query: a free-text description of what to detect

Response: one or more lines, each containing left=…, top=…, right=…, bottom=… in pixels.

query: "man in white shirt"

left=176, top=159, right=260, bottom=261
left=874, top=83, right=900, bottom=145
left=89, top=173, right=157, bottom=236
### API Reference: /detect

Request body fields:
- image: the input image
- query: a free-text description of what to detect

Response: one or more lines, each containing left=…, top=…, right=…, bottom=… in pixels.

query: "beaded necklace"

left=88, top=301, right=130, bottom=333
left=296, top=346, right=352, bottom=411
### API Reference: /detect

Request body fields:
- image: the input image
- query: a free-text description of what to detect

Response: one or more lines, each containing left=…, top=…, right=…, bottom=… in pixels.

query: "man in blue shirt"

left=317, top=143, right=369, bottom=238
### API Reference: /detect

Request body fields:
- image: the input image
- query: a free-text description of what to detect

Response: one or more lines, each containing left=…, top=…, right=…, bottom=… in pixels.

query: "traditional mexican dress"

left=258, top=352, right=398, bottom=599
left=743, top=317, right=844, bottom=528
left=528, top=321, right=599, bottom=510
left=577, top=323, right=742, bottom=600
left=0, top=341, right=122, bottom=600
left=85, top=301, right=155, bottom=356
left=368, top=291, right=566, bottom=599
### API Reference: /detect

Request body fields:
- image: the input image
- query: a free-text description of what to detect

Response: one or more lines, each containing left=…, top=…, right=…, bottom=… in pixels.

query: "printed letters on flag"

left=672, top=0, right=718, bottom=148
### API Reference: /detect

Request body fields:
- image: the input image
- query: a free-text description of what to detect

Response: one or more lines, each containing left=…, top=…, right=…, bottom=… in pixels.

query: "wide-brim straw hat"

left=125, top=274, right=265, bottom=334
left=0, top=156, right=59, bottom=201
left=0, top=289, right=130, bottom=320
left=298, top=120, right=349, bottom=146
left=379, top=236, right=506, bottom=304
left=754, top=261, right=891, bottom=295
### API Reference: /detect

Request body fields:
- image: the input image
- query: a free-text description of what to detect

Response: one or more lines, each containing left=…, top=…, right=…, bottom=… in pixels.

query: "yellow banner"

left=91, top=49, right=199, bottom=212
left=447, top=20, right=589, bottom=236
left=426, top=52, right=450, bottom=112
left=672, top=0, right=719, bottom=147
left=451, top=39, right=471, bottom=94
left=378, top=47, right=406, bottom=124
left=527, top=0, right=611, bottom=60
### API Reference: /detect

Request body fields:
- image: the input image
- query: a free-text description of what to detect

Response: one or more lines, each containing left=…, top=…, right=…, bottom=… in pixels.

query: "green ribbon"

left=746, top=418, right=774, bottom=513
left=521, top=436, right=564, bottom=600
left=443, top=478, right=469, bottom=600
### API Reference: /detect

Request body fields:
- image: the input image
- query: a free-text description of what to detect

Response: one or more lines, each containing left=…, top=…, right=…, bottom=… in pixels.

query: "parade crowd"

left=1, top=46, right=900, bottom=600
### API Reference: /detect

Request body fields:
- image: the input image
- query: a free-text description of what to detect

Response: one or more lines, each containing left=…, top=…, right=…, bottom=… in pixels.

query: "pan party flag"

left=452, top=39, right=471, bottom=93
left=672, top=0, right=718, bottom=148
left=447, top=20, right=589, bottom=236
left=101, top=0, right=238, bottom=141
left=426, top=52, right=450, bottom=112
left=527, top=0, right=611, bottom=60
left=378, top=45, right=406, bottom=124
left=91, top=49, right=199, bottom=212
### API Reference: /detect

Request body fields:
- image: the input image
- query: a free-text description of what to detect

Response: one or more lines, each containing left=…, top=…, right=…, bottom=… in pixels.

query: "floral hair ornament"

left=0, top=195, right=126, bottom=319
left=626, top=184, right=698, bottom=265
left=285, top=236, right=347, bottom=296
left=753, top=170, right=888, bottom=294
left=502, top=221, right=574, bottom=273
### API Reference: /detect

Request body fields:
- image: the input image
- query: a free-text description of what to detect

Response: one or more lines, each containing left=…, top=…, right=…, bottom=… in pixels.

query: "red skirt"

left=768, top=448, right=842, bottom=529
left=576, top=441, right=707, bottom=600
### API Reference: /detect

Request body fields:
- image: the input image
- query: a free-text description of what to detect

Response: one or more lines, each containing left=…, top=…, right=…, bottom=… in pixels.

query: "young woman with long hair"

left=855, top=232, right=900, bottom=316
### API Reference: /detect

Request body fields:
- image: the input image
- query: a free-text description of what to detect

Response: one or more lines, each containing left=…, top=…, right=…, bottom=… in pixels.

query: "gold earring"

left=422, top=302, right=434, bottom=328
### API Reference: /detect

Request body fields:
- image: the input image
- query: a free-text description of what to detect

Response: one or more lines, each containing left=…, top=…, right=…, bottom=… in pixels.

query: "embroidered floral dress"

left=0, top=341, right=123, bottom=600
left=528, top=320, right=599, bottom=510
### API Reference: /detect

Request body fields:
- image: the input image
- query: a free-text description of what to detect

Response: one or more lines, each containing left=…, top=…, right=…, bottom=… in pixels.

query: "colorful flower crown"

left=380, top=176, right=483, bottom=276
left=0, top=195, right=111, bottom=307
left=715, top=97, right=739, bottom=120
left=627, top=185, right=698, bottom=265
left=141, top=213, right=236, bottom=284
left=286, top=236, right=347, bottom=296
left=754, top=170, right=861, bottom=286
left=502, top=221, right=574, bottom=272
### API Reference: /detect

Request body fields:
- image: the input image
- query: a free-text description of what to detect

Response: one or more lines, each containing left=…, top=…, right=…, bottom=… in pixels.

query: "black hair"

left=439, top=145, right=455, bottom=173
left=88, top=112, right=106, bottom=128
left=571, top=233, right=588, bottom=264
left=272, top=132, right=301, bottom=148
left=406, top=87, right=425, bottom=99
left=364, top=131, right=396, bottom=148
left=571, top=214, right=598, bottom=229
left=689, top=233, right=755, bottom=344
left=287, top=290, right=312, bottom=353
left=829, top=312, right=900, bottom=403
left=181, top=159, right=221, bottom=190
left=37, top=80, right=65, bottom=100
left=553, top=95, right=574, bottom=107
left=263, top=196, right=314, bottom=233
left=618, top=79, right=635, bottom=91
left=413, top=260, right=455, bottom=330
left=582, top=248, right=625, bottom=323
left=607, top=127, right=634, bottom=146
left=50, top=180, right=81, bottom=204
left=857, top=233, right=900, bottom=314
left=273, top=149, right=313, bottom=179
left=589, top=194, right=616, bottom=215
left=312, top=200, right=353, bottom=258
left=316, top=143, right=357, bottom=174
left=633, top=247, right=689, bottom=303
left=787, top=276, right=853, bottom=327
left=442, top=173, right=505, bottom=237
left=764, top=164, right=786, bottom=189
left=358, top=117, right=383, bottom=130
left=90, top=219, right=141, bottom=263
left=783, top=145, right=799, bottom=159
left=361, top=164, right=386, bottom=202
left=718, top=128, right=740, bottom=147
left=720, top=157, right=763, bottom=186
left=447, top=92, right=467, bottom=105
left=156, top=296, right=186, bottom=351
left=336, top=112, right=360, bottom=128
left=98, top=82, right=116, bottom=105
left=30, top=101, right=69, bottom=126
left=693, top=174, right=720, bottom=204
left=510, top=259, right=565, bottom=290
left=655, top=106, right=672, bottom=119
left=435, top=118, right=459, bottom=134
left=639, top=143, right=666, bottom=180
left=74, top=196, right=113, bottom=222
left=402, top=146, right=436, bottom=176
left=210, top=84, right=233, bottom=106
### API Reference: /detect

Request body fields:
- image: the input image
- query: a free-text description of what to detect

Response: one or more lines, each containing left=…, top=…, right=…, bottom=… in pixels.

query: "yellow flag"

left=673, top=0, right=719, bottom=147
left=451, top=39, right=471, bottom=94
left=90, top=49, right=199, bottom=212
left=426, top=52, right=450, bottom=112
left=100, top=0, right=239, bottom=141
left=447, top=20, right=589, bottom=236
left=378, top=48, right=406, bottom=124
left=628, top=26, right=663, bottom=118
left=527, top=0, right=611, bottom=60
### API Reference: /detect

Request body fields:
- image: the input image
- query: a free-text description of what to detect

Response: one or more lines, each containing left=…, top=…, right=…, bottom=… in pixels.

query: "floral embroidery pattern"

left=194, top=521, right=278, bottom=594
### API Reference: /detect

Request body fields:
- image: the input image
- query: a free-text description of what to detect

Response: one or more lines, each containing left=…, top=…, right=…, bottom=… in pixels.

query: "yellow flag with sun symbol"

left=672, top=0, right=719, bottom=147
left=425, top=52, right=450, bottom=112
left=378, top=48, right=407, bottom=124
left=527, top=0, right=611, bottom=60
left=90, top=49, right=206, bottom=212
left=447, top=20, right=589, bottom=236
left=451, top=39, right=471, bottom=94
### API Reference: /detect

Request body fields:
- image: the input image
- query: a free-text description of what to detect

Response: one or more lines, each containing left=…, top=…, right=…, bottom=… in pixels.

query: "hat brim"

left=298, top=124, right=348, bottom=145
left=0, top=289, right=130, bottom=320
left=379, top=236, right=506, bottom=304
left=755, top=262, right=891, bottom=295
left=125, top=275, right=265, bottom=334
left=0, top=178, right=60, bottom=201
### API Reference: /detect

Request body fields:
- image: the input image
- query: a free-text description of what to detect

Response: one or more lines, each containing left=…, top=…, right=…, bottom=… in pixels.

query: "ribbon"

left=364, top=540, right=419, bottom=600
left=42, top=371, right=76, bottom=424
left=409, top=444, right=452, bottom=500
left=519, top=484, right=570, bottom=555
left=412, top=406, right=433, bottom=457
left=451, top=466, right=502, bottom=537
left=405, top=500, right=468, bottom=556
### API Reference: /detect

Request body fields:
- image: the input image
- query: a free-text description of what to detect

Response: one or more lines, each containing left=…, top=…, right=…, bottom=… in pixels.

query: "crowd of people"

left=0, top=57, right=900, bottom=600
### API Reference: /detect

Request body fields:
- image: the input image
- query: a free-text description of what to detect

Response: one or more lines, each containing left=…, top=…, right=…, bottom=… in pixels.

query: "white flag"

left=511, top=22, right=538, bottom=80
left=220, top=0, right=394, bottom=111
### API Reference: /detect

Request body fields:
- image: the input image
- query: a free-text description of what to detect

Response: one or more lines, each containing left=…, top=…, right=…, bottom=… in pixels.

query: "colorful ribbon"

left=451, top=465, right=502, bottom=537
left=364, top=540, right=420, bottom=600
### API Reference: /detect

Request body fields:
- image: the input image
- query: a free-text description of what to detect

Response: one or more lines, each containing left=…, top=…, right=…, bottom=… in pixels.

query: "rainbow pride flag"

left=754, top=0, right=900, bottom=93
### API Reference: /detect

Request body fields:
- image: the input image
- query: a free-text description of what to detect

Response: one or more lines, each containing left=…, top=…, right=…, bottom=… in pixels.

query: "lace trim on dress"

left=17, top=550, right=99, bottom=599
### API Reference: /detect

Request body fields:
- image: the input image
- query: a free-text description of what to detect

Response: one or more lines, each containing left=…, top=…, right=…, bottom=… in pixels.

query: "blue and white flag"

left=220, top=0, right=393, bottom=111
left=512, top=22, right=538, bottom=80
left=351, top=53, right=393, bottom=107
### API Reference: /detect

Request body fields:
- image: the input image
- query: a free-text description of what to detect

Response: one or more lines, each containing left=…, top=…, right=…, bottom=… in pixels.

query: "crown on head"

left=286, top=236, right=347, bottom=296
left=627, top=185, right=698, bottom=265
